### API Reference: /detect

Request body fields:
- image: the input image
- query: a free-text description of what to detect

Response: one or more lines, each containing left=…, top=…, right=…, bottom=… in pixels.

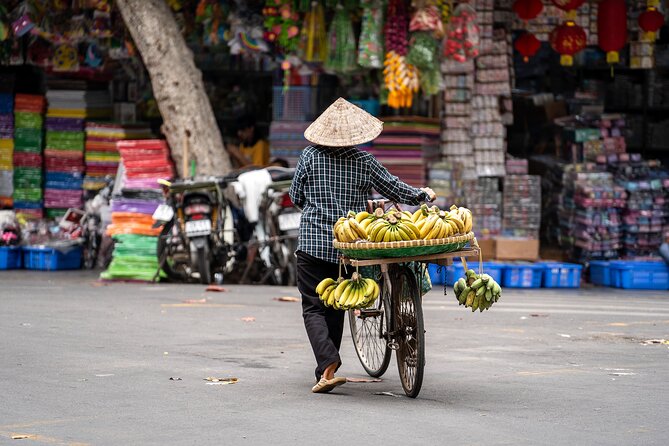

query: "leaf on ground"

left=182, top=298, right=207, bottom=304
left=530, top=313, right=549, bottom=317
left=641, top=339, right=669, bottom=345
left=206, top=285, right=227, bottom=292
left=346, top=377, right=382, bottom=383
left=91, top=281, right=107, bottom=287
left=204, top=377, right=238, bottom=384
left=274, top=296, right=299, bottom=302
left=11, top=435, right=33, bottom=440
left=373, top=391, right=402, bottom=398
left=241, top=317, right=256, bottom=322
left=169, top=377, right=182, bottom=381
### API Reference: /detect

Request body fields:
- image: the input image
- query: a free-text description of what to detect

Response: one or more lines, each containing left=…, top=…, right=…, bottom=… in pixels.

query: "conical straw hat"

left=304, top=98, right=383, bottom=147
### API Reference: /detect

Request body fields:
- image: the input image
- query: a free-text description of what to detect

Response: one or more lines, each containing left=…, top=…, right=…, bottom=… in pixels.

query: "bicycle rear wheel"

left=392, top=266, right=425, bottom=398
left=349, top=279, right=391, bottom=378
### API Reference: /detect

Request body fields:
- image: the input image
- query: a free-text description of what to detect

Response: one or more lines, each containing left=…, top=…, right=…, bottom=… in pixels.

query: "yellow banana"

left=325, top=285, right=337, bottom=307
left=360, top=217, right=375, bottom=230
left=364, top=278, right=376, bottom=297
left=348, top=218, right=368, bottom=240
left=344, top=282, right=359, bottom=308
left=419, top=215, right=439, bottom=238
left=342, top=220, right=358, bottom=241
left=383, top=226, right=394, bottom=242
left=426, top=220, right=442, bottom=239
left=339, top=283, right=353, bottom=308
left=396, top=224, right=412, bottom=241
left=316, top=277, right=335, bottom=295
left=447, top=212, right=465, bottom=232
left=355, top=211, right=371, bottom=223
left=368, top=220, right=386, bottom=241
left=334, top=279, right=350, bottom=301
left=402, top=221, right=421, bottom=239
left=375, top=224, right=389, bottom=243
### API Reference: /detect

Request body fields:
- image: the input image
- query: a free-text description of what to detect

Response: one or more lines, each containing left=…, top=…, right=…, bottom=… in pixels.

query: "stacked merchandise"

left=428, top=160, right=466, bottom=210
left=503, top=175, right=541, bottom=238
left=611, top=159, right=669, bottom=260
left=511, top=0, right=595, bottom=44
left=0, top=93, right=13, bottom=208
left=368, top=117, right=440, bottom=188
left=101, top=140, right=173, bottom=282
left=13, top=94, right=46, bottom=220
left=44, top=89, right=88, bottom=218
left=558, top=164, right=626, bottom=262
left=84, top=122, right=152, bottom=190
left=440, top=59, right=475, bottom=175
left=465, top=177, right=502, bottom=239
left=268, top=121, right=311, bottom=166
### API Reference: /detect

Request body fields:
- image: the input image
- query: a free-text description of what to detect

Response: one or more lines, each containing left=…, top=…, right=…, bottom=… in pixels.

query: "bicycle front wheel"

left=349, top=279, right=391, bottom=378
left=393, top=266, right=425, bottom=398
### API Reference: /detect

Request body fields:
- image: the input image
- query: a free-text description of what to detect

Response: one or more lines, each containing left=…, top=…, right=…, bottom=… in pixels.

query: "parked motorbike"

left=153, top=176, right=235, bottom=284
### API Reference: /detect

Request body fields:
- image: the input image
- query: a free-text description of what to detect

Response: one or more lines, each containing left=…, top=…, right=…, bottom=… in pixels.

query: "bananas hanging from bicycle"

left=333, top=205, right=474, bottom=243
left=316, top=273, right=380, bottom=310
left=453, top=269, right=502, bottom=312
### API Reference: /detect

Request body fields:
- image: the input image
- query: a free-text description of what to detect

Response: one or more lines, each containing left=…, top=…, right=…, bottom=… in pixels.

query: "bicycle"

left=346, top=248, right=480, bottom=398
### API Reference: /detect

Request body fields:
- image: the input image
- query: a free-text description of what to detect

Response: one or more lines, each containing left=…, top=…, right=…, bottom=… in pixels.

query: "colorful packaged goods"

left=13, top=94, right=45, bottom=219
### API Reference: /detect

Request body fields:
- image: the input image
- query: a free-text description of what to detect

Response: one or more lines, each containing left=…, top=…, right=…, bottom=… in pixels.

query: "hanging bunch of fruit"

left=324, top=6, right=357, bottom=73
left=262, top=0, right=301, bottom=53
left=434, top=0, right=452, bottom=26
left=453, top=269, right=502, bottom=312
left=333, top=204, right=474, bottom=243
left=383, top=0, right=418, bottom=109
left=443, top=4, right=480, bottom=62
left=298, top=1, right=327, bottom=62
left=408, top=2, right=445, bottom=96
left=316, top=273, right=380, bottom=310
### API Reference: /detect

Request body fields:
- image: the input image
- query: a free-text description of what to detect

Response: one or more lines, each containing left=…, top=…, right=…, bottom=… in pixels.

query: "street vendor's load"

left=453, top=269, right=502, bottom=312
left=316, top=272, right=380, bottom=310
left=333, top=204, right=473, bottom=243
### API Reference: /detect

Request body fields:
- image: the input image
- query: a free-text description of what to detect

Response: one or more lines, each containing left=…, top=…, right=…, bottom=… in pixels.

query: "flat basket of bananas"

left=332, top=205, right=475, bottom=259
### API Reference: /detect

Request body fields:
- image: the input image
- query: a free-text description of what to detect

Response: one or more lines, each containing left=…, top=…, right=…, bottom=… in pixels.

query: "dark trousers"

left=296, top=251, right=350, bottom=380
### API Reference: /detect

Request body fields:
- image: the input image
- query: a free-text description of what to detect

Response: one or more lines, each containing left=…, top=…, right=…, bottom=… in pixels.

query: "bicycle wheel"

left=392, top=266, right=425, bottom=398
left=349, top=279, right=392, bottom=378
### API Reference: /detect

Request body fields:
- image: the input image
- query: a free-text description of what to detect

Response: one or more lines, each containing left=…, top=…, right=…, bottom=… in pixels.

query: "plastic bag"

left=406, top=32, right=439, bottom=70
left=443, top=4, right=480, bottom=62
left=409, top=4, right=444, bottom=38
left=299, top=2, right=327, bottom=62
left=419, top=68, right=442, bottom=96
left=324, top=7, right=357, bottom=73
left=357, top=5, right=384, bottom=68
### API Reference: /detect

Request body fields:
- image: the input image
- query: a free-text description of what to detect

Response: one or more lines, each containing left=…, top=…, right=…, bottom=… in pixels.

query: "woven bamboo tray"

left=333, top=232, right=475, bottom=259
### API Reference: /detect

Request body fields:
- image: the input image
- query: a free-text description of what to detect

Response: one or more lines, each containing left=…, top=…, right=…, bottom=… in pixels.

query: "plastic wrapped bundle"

left=100, top=234, right=164, bottom=282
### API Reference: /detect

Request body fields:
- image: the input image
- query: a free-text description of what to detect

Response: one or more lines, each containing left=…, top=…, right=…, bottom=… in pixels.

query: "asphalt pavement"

left=0, top=270, right=668, bottom=446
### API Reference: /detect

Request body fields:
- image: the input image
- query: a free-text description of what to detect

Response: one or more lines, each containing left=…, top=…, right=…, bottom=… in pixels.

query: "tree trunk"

left=115, top=0, right=231, bottom=177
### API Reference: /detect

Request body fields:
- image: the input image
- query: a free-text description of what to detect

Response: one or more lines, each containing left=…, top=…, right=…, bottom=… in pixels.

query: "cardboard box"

left=495, top=238, right=540, bottom=261
left=476, top=238, right=496, bottom=261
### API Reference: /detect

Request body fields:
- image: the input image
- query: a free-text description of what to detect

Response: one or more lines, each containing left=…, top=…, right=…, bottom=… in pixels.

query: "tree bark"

left=115, top=0, right=231, bottom=177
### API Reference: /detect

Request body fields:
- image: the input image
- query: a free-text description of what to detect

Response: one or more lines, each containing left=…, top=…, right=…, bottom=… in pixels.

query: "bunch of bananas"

left=366, top=211, right=421, bottom=242
left=333, top=212, right=368, bottom=242
left=383, top=51, right=420, bottom=109
left=453, top=269, right=502, bottom=312
left=411, top=204, right=473, bottom=236
left=316, top=273, right=380, bottom=310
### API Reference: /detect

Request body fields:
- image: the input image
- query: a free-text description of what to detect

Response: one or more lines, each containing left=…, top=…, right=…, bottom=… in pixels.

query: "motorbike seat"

left=266, top=167, right=295, bottom=182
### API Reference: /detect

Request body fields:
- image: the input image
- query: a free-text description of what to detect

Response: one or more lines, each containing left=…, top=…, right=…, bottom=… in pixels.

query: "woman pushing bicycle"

left=288, top=98, right=436, bottom=394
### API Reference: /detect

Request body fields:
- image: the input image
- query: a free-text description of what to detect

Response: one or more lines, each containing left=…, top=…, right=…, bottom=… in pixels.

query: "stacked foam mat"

left=0, top=93, right=14, bottom=208
left=101, top=140, right=173, bottom=282
left=13, top=94, right=45, bottom=220
left=268, top=121, right=311, bottom=166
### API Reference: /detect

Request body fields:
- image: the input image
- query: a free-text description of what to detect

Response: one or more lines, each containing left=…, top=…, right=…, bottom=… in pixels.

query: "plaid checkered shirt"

left=289, top=145, right=425, bottom=264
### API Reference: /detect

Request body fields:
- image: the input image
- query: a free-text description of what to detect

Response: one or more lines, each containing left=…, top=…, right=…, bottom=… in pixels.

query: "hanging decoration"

left=550, top=0, right=586, bottom=17
left=52, top=44, right=79, bottom=72
left=324, top=6, right=357, bottom=73
left=597, top=0, right=627, bottom=64
left=512, top=0, right=544, bottom=21
left=550, top=20, right=587, bottom=66
left=262, top=0, right=301, bottom=54
left=383, top=0, right=417, bottom=108
left=514, top=31, right=541, bottom=62
left=434, top=0, right=451, bottom=26
left=409, top=4, right=445, bottom=38
left=443, top=4, right=480, bottom=62
left=357, top=1, right=384, bottom=68
left=638, top=1, right=665, bottom=42
left=299, top=1, right=327, bottom=63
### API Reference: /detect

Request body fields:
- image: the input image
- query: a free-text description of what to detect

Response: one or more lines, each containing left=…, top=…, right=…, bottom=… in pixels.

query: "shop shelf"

left=541, top=262, right=583, bottom=288
left=273, top=86, right=313, bottom=121
left=0, top=246, right=22, bottom=269
left=589, top=261, right=611, bottom=286
left=23, top=246, right=82, bottom=271
left=502, top=263, right=544, bottom=288
left=609, top=261, right=669, bottom=290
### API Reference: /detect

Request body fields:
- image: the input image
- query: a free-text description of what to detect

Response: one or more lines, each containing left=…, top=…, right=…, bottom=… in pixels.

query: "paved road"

left=0, top=271, right=668, bottom=445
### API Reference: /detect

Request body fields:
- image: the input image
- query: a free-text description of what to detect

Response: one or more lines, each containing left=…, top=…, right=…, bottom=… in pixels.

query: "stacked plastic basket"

left=84, top=122, right=152, bottom=191
left=0, top=93, right=14, bottom=208
left=100, top=140, right=174, bottom=282
left=13, top=94, right=45, bottom=220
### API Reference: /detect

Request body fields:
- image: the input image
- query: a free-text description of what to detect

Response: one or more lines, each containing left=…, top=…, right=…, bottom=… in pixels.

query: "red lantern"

left=513, top=0, right=544, bottom=21
left=550, top=0, right=585, bottom=12
left=598, top=0, right=627, bottom=64
left=515, top=32, right=541, bottom=62
left=638, top=8, right=664, bottom=41
left=550, top=20, right=587, bottom=66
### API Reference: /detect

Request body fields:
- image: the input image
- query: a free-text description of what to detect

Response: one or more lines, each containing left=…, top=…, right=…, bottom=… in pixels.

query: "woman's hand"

left=420, top=187, right=436, bottom=202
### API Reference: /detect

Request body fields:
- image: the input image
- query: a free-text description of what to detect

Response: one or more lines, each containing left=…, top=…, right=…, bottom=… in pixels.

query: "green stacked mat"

left=100, top=234, right=164, bottom=282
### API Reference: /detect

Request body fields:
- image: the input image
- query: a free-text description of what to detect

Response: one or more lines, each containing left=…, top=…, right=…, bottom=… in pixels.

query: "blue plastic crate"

left=609, top=261, right=669, bottom=290
left=589, top=261, right=611, bottom=286
left=427, top=263, right=445, bottom=285
left=541, top=262, right=582, bottom=288
left=349, top=99, right=380, bottom=116
left=445, top=261, right=505, bottom=286
left=23, top=246, right=82, bottom=271
left=0, top=246, right=22, bottom=269
left=502, top=263, right=544, bottom=288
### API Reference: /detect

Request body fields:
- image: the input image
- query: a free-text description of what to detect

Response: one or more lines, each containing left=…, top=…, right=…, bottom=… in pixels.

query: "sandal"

left=311, top=376, right=346, bottom=393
